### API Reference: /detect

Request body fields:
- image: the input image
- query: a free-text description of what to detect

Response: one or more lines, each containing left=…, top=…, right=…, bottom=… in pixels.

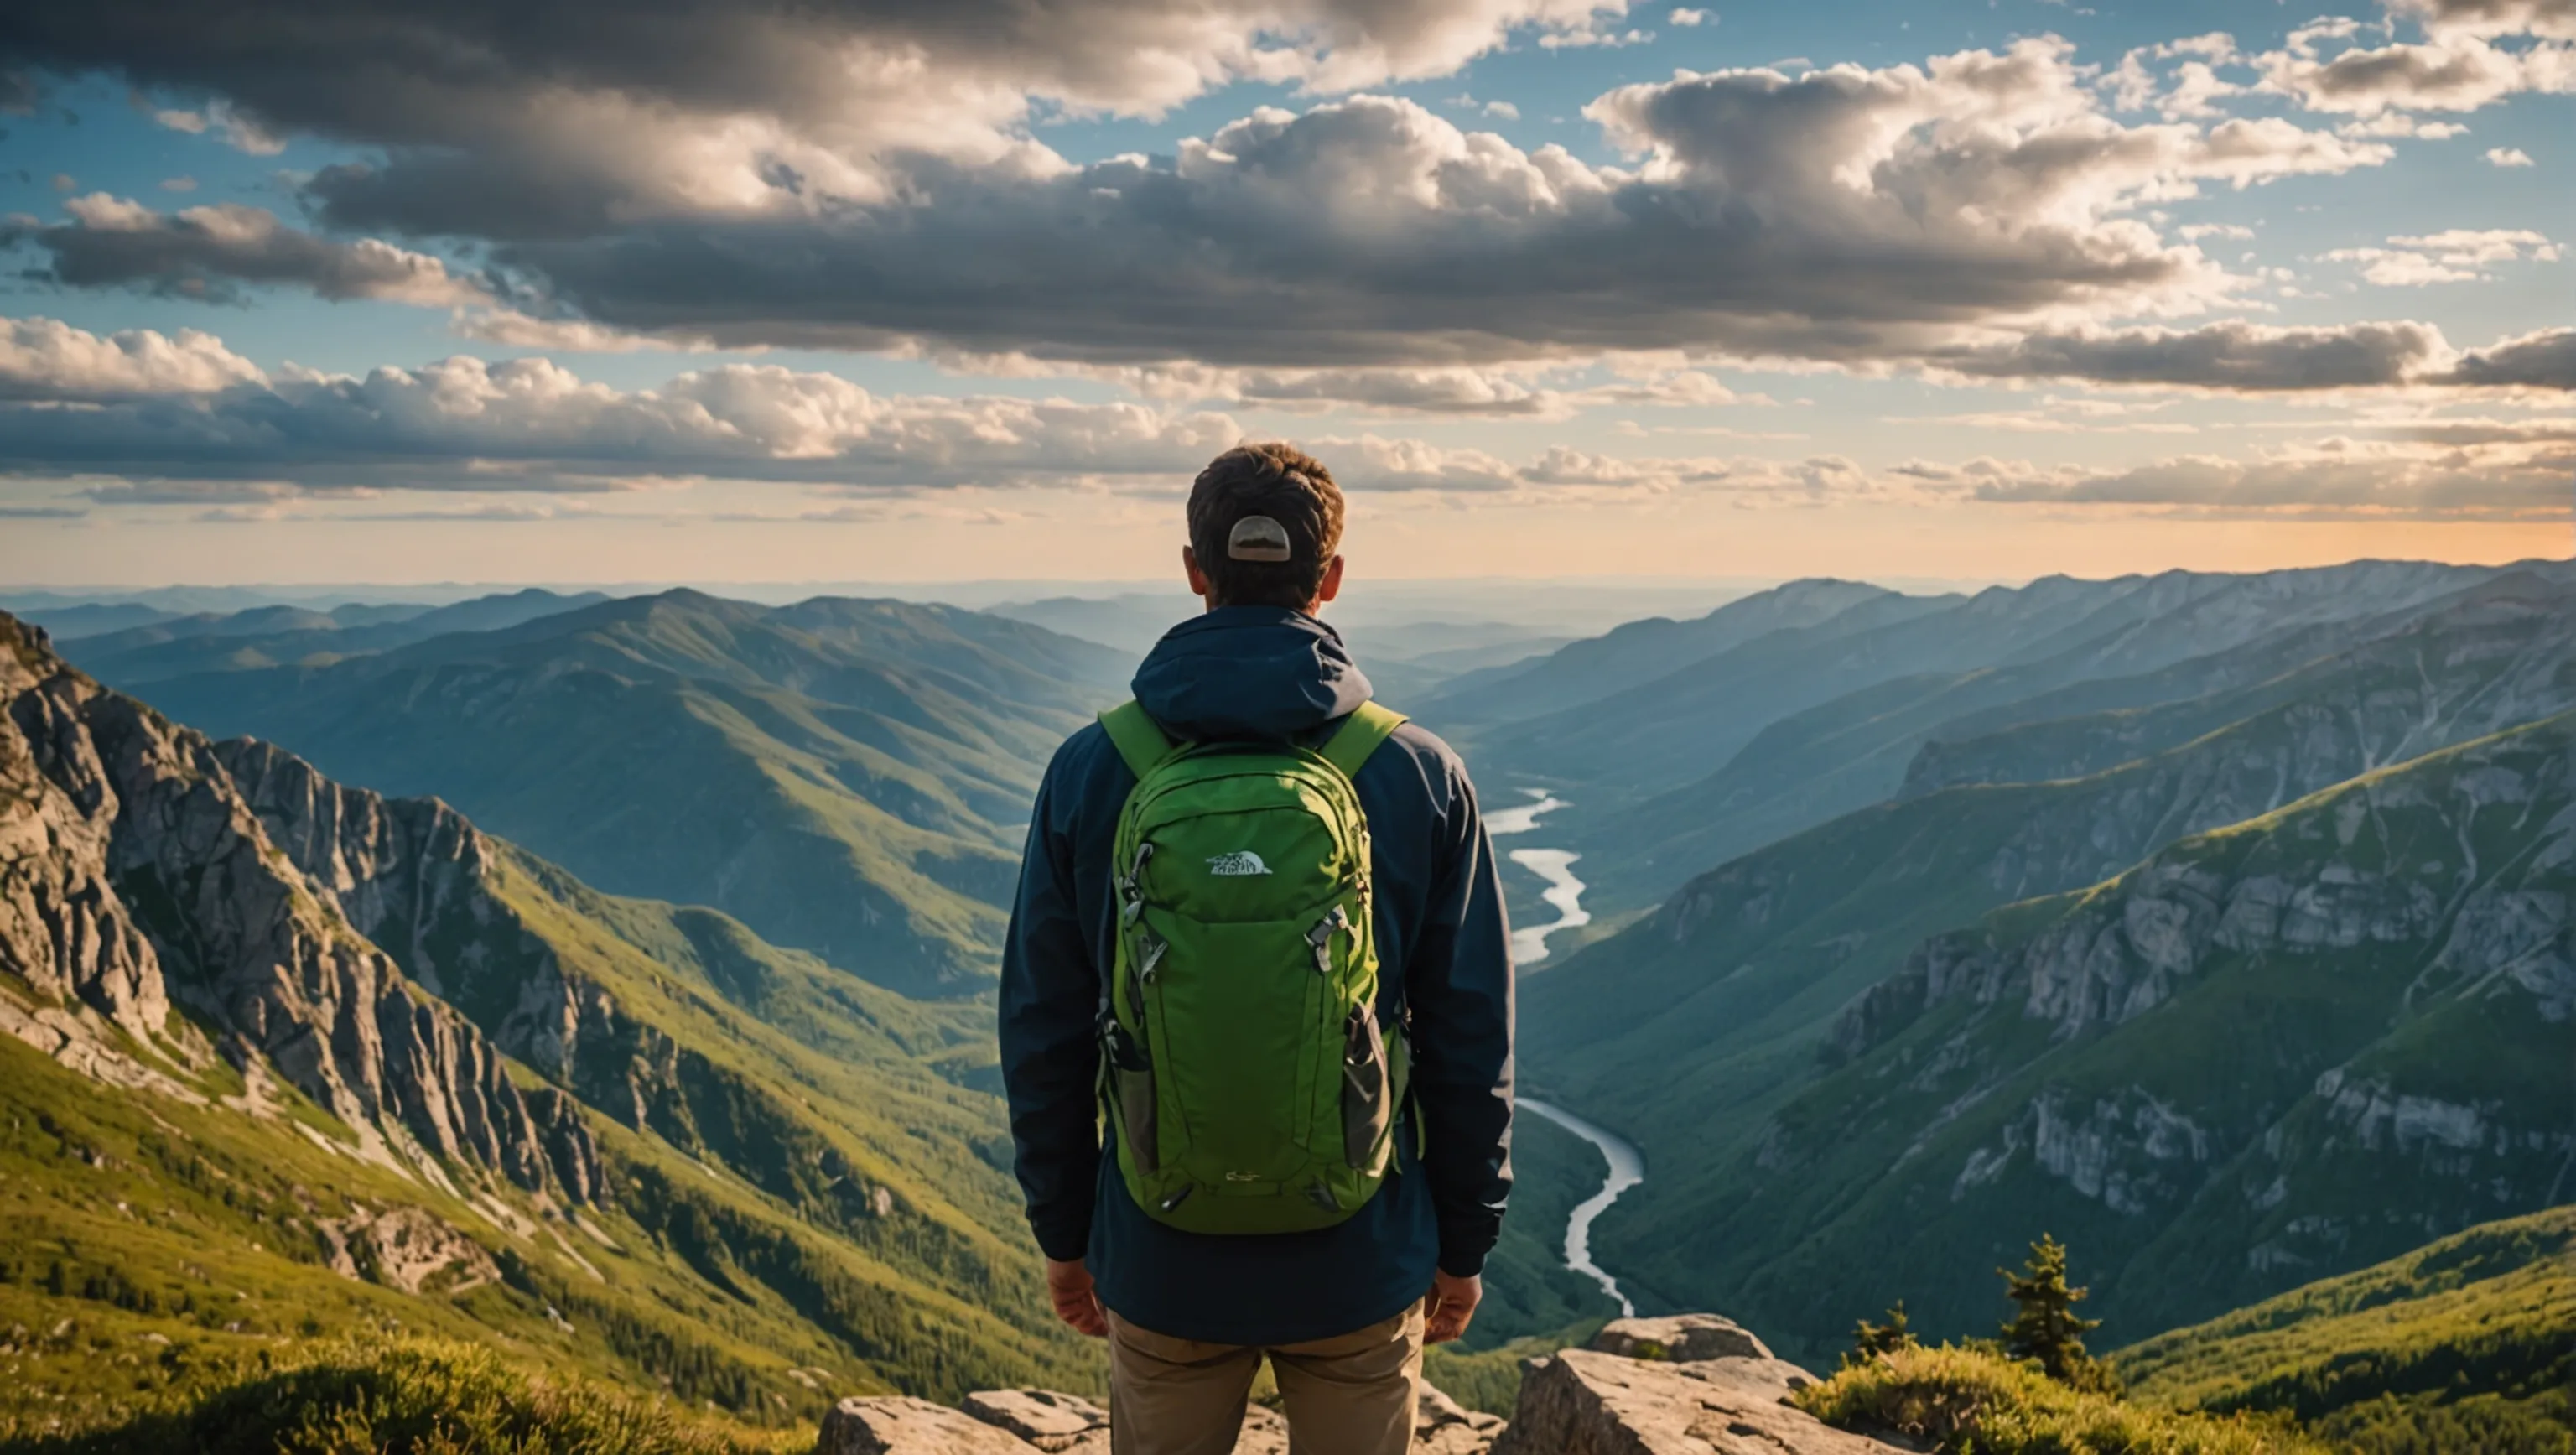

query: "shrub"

left=1795, top=1344, right=2322, bottom=1455
left=2, top=1338, right=793, bottom=1455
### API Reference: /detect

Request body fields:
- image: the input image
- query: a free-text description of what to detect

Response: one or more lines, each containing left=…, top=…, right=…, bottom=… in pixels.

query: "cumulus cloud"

left=2485, top=144, right=2537, bottom=164
left=2324, top=226, right=2559, bottom=285
left=1669, top=8, right=1711, bottom=24
left=2256, top=5, right=2576, bottom=117
left=484, top=43, right=2391, bottom=369
left=5, top=0, right=1636, bottom=238
left=6, top=195, right=489, bottom=306
left=0, top=316, right=266, bottom=400
left=2444, top=326, right=2576, bottom=387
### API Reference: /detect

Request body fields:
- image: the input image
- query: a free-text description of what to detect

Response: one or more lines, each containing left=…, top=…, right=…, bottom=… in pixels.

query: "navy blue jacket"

left=998, top=606, right=1515, bottom=1345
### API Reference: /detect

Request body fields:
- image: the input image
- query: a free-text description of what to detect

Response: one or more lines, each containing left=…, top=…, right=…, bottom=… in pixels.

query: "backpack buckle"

left=1305, top=904, right=1351, bottom=976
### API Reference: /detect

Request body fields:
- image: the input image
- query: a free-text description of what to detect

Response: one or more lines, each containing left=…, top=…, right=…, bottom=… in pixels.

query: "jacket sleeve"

left=997, top=751, right=1103, bottom=1263
left=1405, top=759, right=1516, bottom=1278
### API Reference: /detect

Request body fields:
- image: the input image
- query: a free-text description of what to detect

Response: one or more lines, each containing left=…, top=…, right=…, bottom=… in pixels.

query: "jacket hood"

left=1130, top=606, right=1373, bottom=742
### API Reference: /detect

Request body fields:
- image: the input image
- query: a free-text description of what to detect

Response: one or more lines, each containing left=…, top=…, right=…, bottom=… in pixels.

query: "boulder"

left=1588, top=1314, right=1773, bottom=1364
left=960, top=1390, right=1109, bottom=1452
left=1491, top=1348, right=1904, bottom=1455
left=817, top=1396, right=1043, bottom=1453
left=1416, top=1383, right=1509, bottom=1455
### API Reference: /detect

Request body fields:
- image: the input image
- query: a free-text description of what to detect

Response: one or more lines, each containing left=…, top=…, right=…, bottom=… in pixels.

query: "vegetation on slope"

left=0, top=1338, right=792, bottom=1454
left=1576, top=714, right=2572, bottom=1360
left=111, top=590, right=1130, bottom=996
left=1799, top=1346, right=2320, bottom=1455
left=2120, top=1206, right=2576, bottom=1455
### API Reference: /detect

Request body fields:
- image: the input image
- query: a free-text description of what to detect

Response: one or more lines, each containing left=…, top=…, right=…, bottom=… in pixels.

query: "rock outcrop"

left=0, top=612, right=595, bottom=1206
left=815, top=1315, right=1890, bottom=1455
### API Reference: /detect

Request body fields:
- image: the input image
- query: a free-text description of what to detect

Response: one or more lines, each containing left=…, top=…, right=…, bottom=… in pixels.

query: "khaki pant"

left=1107, top=1304, right=1424, bottom=1455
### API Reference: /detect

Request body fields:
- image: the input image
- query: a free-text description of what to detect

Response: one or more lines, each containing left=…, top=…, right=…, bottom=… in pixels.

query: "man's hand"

left=1046, top=1257, right=1109, bottom=1338
left=1424, top=1269, right=1482, bottom=1344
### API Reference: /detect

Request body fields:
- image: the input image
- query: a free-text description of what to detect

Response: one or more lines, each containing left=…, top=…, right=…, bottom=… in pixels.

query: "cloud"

left=1669, top=8, right=1711, bottom=25
left=2256, top=5, right=2576, bottom=117
left=0, top=347, right=1249, bottom=492
left=485, top=43, right=2390, bottom=369
left=1929, top=320, right=2449, bottom=390
left=1945, top=429, right=2573, bottom=519
left=7, top=195, right=489, bottom=306
left=0, top=316, right=266, bottom=400
left=2485, top=144, right=2537, bottom=164
left=2444, top=326, right=2576, bottom=387
left=143, top=98, right=283, bottom=154
left=2106, top=33, right=2245, bottom=120
left=8, top=0, right=1638, bottom=239
left=2324, top=226, right=2559, bottom=285
left=1308, top=434, right=1867, bottom=501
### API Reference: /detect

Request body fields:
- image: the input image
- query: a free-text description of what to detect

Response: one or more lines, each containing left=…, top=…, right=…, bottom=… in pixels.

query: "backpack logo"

left=1207, top=850, right=1273, bottom=876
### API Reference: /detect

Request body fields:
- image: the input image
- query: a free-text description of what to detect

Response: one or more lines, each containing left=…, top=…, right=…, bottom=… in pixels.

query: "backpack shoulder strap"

left=1320, top=701, right=1408, bottom=780
left=1098, top=699, right=1176, bottom=780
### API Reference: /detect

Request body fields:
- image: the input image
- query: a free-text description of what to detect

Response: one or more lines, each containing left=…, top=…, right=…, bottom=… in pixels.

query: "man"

left=1000, top=442, right=1515, bottom=1455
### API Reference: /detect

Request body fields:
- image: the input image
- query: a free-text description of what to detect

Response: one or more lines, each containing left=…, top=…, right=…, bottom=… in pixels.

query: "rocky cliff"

left=1714, top=711, right=2573, bottom=1346
left=0, top=612, right=595, bottom=1208
left=814, top=1316, right=1905, bottom=1455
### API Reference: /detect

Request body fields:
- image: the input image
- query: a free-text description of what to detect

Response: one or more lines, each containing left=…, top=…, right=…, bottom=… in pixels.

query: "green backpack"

left=1096, top=698, right=1412, bottom=1235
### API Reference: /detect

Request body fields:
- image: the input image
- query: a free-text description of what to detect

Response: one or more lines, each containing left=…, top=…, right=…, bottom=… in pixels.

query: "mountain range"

left=5, top=553, right=2570, bottom=1449
left=74, top=590, right=1132, bottom=999
left=1, top=608, right=1098, bottom=1432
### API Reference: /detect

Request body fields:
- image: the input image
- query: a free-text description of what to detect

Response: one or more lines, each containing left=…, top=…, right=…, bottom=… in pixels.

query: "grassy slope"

left=112, top=592, right=1128, bottom=997
left=1613, top=716, right=2572, bottom=1363
left=2119, top=1205, right=2575, bottom=1454
left=1800, top=1346, right=2322, bottom=1454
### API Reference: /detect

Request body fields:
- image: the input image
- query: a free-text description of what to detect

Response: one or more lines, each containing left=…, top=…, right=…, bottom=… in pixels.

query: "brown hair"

left=1186, top=443, right=1345, bottom=610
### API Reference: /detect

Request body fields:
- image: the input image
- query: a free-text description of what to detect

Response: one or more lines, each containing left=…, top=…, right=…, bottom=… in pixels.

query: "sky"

left=0, top=0, right=2569, bottom=589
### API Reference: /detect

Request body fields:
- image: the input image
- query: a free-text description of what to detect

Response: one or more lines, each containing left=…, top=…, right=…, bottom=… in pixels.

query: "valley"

left=3, top=555, right=2568, bottom=1452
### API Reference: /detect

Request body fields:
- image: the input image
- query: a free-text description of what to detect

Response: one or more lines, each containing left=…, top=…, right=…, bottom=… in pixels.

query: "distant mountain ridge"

left=1, top=608, right=1095, bottom=1425
left=76, top=590, right=1131, bottom=996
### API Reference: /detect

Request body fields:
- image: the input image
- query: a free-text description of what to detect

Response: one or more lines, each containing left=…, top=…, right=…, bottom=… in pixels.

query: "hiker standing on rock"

left=1000, top=444, right=1517, bottom=1455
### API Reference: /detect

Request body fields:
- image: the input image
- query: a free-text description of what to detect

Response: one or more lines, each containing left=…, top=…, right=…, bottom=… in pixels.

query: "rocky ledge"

left=817, top=1314, right=1903, bottom=1454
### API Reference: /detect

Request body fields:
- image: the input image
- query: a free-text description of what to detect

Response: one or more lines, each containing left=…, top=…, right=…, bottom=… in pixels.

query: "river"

left=1519, top=1097, right=1645, bottom=1317
left=1487, top=788, right=1592, bottom=967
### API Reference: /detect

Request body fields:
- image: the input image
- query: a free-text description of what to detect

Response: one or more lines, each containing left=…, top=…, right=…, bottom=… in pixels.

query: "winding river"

left=1487, top=789, right=1592, bottom=967
left=1520, top=1098, right=1645, bottom=1317
left=1488, top=789, right=1640, bottom=1312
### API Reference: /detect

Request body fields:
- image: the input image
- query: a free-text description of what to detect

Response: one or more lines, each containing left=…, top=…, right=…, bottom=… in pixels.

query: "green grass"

left=1798, top=1346, right=2322, bottom=1455
left=2119, top=1206, right=2576, bottom=1455
left=0, top=1338, right=798, bottom=1454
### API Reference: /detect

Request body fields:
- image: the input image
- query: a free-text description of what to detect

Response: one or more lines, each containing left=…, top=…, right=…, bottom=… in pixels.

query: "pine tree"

left=1999, top=1234, right=2118, bottom=1392
left=1841, top=1300, right=1919, bottom=1369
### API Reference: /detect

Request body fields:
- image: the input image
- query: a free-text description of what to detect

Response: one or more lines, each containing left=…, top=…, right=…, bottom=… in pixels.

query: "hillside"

left=1581, top=567, right=2573, bottom=907
left=2121, top=1205, right=2574, bottom=1453
left=86, top=591, right=1130, bottom=997
left=1599, top=713, right=2571, bottom=1359
left=60, top=590, right=609, bottom=686
left=1520, top=579, right=2576, bottom=1250
left=0, top=611, right=1096, bottom=1437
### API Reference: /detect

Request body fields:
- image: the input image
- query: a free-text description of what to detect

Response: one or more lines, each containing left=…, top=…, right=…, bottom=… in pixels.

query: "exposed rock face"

left=818, top=1396, right=1046, bottom=1454
left=1494, top=1348, right=1895, bottom=1455
left=817, top=1316, right=1879, bottom=1454
left=1589, top=1314, right=1773, bottom=1364
left=0, top=612, right=594, bottom=1205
